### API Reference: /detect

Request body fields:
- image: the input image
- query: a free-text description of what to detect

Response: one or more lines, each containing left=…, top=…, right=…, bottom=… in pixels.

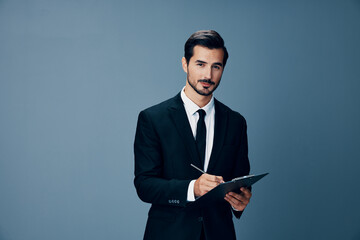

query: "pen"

left=190, top=164, right=225, bottom=184
left=190, top=164, right=206, bottom=174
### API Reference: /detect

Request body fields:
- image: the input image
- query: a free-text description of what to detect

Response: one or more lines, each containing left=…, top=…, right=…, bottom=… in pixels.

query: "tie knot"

left=197, top=109, right=206, bottom=119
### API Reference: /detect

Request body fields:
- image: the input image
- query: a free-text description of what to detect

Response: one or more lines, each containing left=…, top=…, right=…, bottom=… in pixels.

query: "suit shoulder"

left=139, top=94, right=179, bottom=117
left=215, top=99, right=246, bottom=123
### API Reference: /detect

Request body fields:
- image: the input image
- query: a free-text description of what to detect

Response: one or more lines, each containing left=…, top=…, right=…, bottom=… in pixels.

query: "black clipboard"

left=188, top=173, right=268, bottom=207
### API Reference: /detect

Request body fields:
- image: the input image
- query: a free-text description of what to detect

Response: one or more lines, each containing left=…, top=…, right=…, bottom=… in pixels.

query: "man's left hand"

left=224, top=187, right=252, bottom=211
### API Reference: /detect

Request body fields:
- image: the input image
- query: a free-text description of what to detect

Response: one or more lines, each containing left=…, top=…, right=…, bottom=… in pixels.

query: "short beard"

left=187, top=74, right=220, bottom=96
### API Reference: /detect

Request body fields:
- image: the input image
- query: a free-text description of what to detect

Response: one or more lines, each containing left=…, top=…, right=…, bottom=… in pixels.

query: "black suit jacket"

left=134, top=93, right=250, bottom=240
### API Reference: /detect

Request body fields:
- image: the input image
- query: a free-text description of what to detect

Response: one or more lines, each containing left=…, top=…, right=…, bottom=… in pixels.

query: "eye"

left=213, top=65, right=221, bottom=70
left=197, top=63, right=204, bottom=67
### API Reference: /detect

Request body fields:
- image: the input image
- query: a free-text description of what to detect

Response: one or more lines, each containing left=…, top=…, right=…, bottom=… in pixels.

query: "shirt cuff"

left=187, top=180, right=196, bottom=202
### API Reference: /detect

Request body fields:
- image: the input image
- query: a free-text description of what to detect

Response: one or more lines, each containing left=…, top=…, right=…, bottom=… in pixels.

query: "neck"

left=184, top=83, right=212, bottom=108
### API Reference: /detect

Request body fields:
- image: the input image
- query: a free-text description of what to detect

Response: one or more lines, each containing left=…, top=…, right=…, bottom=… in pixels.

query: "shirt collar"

left=180, top=86, right=215, bottom=116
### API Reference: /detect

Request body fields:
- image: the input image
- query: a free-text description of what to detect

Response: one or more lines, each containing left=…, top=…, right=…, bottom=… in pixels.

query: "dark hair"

left=184, top=30, right=229, bottom=67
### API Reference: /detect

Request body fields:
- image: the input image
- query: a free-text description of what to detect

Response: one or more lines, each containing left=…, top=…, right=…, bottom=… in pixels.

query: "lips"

left=200, top=82, right=211, bottom=88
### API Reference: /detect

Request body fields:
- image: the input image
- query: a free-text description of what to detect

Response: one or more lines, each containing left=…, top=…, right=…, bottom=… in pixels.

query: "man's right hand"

left=194, top=173, right=224, bottom=197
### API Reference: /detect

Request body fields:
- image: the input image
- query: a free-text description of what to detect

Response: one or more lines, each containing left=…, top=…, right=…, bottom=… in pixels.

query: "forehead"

left=191, top=45, right=224, bottom=64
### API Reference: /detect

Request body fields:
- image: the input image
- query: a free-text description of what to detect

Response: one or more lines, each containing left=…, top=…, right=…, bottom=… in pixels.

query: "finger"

left=225, top=194, right=244, bottom=207
left=202, top=175, right=223, bottom=185
left=204, top=180, right=220, bottom=189
left=204, top=174, right=223, bottom=182
left=228, top=191, right=243, bottom=198
left=240, top=187, right=252, bottom=198
left=224, top=196, right=234, bottom=206
left=215, top=175, right=224, bottom=183
left=228, top=192, right=248, bottom=204
left=224, top=196, right=245, bottom=211
left=240, top=187, right=251, bottom=194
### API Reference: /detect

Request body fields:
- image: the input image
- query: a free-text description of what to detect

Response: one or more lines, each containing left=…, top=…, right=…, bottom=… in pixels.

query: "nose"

left=203, top=66, right=212, bottom=80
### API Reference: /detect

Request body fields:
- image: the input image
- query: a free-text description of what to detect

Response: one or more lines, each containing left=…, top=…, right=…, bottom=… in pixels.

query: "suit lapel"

left=168, top=93, right=202, bottom=168
left=207, top=99, right=228, bottom=173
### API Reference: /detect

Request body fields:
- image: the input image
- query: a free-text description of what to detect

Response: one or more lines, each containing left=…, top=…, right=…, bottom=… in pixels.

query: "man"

left=134, top=30, right=251, bottom=240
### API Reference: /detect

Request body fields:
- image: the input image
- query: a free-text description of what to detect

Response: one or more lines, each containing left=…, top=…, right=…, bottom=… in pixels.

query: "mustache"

left=198, top=79, right=215, bottom=85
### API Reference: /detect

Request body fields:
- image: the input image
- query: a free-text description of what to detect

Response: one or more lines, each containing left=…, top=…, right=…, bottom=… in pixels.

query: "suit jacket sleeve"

left=232, top=116, right=251, bottom=219
left=134, top=110, right=191, bottom=207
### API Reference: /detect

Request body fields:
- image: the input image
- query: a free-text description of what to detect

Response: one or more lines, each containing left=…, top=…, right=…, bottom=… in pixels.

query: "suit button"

left=198, top=217, right=203, bottom=222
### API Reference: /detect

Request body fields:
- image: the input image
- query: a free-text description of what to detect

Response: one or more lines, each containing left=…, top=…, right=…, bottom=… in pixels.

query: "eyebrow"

left=195, top=60, right=207, bottom=64
left=195, top=60, right=223, bottom=67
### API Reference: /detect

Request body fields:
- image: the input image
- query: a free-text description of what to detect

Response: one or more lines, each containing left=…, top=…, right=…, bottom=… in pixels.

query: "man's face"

left=182, top=45, right=224, bottom=96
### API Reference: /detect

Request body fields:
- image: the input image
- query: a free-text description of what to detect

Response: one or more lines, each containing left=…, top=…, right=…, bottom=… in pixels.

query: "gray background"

left=1, top=0, right=359, bottom=239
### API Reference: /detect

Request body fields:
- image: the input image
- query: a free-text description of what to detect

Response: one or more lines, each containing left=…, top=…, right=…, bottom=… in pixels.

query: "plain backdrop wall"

left=1, top=0, right=360, bottom=239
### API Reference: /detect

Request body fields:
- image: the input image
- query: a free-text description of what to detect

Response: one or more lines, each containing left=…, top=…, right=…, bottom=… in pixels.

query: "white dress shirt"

left=180, top=87, right=215, bottom=201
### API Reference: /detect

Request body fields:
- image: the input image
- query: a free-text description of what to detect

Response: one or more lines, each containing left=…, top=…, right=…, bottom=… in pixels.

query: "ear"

left=181, top=57, right=188, bottom=74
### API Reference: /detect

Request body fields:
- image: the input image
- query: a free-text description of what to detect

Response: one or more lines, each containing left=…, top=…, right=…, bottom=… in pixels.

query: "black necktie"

left=196, top=109, right=206, bottom=169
